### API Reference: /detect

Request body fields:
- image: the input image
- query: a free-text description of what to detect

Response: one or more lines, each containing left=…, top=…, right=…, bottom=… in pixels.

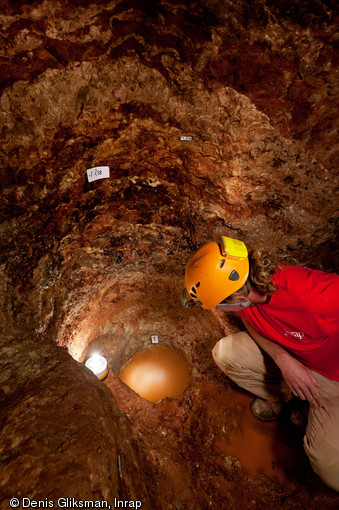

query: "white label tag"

left=87, top=166, right=110, bottom=182
left=180, top=136, right=192, bottom=141
left=151, top=335, right=159, bottom=344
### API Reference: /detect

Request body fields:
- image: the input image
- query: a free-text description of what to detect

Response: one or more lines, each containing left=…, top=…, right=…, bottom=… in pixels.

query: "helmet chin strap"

left=187, top=299, right=252, bottom=310
left=240, top=300, right=252, bottom=308
left=240, top=279, right=253, bottom=308
left=216, top=299, right=253, bottom=309
left=216, top=279, right=254, bottom=309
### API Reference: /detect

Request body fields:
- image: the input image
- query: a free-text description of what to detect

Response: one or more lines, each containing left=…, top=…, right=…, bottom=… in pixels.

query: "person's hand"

left=276, top=353, right=324, bottom=408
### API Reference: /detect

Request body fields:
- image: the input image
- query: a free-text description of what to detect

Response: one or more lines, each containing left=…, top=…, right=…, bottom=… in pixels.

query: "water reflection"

left=213, top=392, right=302, bottom=484
left=119, top=345, right=190, bottom=402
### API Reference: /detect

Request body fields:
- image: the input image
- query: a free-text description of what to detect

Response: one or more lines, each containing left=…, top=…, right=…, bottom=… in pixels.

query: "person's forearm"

left=242, top=318, right=291, bottom=366
left=241, top=318, right=324, bottom=407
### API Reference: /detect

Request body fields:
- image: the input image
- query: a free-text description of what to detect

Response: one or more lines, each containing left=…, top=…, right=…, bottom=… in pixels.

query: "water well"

left=1, top=0, right=338, bottom=508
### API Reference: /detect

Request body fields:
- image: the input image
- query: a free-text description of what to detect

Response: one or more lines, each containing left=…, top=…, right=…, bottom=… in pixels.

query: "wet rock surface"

left=1, top=0, right=338, bottom=508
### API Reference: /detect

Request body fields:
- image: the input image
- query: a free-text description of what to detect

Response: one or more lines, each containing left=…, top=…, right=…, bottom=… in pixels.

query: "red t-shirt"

left=238, top=265, right=339, bottom=381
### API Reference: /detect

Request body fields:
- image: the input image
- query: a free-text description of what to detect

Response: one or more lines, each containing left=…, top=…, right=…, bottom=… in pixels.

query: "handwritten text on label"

left=87, top=166, right=110, bottom=182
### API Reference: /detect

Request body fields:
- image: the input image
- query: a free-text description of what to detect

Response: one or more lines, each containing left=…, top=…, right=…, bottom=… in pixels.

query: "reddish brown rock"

left=0, top=335, right=149, bottom=507
left=0, top=1, right=338, bottom=508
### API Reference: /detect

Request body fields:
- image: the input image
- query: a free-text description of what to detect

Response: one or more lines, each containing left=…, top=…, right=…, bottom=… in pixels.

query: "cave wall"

left=1, top=0, right=338, bottom=508
left=0, top=335, right=150, bottom=505
left=1, top=0, right=338, bottom=341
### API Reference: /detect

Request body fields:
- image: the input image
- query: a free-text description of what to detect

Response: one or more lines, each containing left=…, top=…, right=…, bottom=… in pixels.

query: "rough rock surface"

left=0, top=0, right=338, bottom=508
left=0, top=333, right=149, bottom=506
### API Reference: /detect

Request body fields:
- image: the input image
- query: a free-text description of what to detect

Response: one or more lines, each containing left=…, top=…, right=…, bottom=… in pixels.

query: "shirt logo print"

left=283, top=328, right=305, bottom=339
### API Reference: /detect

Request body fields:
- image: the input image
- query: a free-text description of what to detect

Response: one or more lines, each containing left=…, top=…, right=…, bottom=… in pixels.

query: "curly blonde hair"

left=225, top=250, right=279, bottom=301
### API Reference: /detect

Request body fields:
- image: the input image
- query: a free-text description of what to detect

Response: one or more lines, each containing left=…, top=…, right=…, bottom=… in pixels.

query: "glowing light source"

left=85, top=353, right=109, bottom=381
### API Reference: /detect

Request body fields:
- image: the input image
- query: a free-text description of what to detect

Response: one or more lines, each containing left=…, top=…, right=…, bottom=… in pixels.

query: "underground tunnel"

left=0, top=0, right=339, bottom=508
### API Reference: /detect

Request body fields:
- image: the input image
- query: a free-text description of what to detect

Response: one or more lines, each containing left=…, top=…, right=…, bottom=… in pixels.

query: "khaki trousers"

left=212, top=331, right=339, bottom=492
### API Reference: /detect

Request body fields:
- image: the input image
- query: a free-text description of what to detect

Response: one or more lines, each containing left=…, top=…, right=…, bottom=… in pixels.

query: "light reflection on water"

left=119, top=345, right=190, bottom=402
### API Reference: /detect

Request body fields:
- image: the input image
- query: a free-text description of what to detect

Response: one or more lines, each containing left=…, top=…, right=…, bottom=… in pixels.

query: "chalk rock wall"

left=0, top=0, right=338, bottom=508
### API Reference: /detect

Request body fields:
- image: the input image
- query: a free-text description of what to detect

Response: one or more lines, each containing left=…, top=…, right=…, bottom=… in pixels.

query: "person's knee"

left=212, top=331, right=253, bottom=367
left=212, top=336, right=233, bottom=372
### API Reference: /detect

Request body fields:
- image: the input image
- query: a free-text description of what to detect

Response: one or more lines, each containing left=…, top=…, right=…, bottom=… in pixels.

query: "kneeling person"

left=182, top=236, right=339, bottom=492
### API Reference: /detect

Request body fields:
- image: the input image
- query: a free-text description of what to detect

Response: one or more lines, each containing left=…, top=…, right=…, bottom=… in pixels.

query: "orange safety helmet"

left=184, top=236, right=249, bottom=309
